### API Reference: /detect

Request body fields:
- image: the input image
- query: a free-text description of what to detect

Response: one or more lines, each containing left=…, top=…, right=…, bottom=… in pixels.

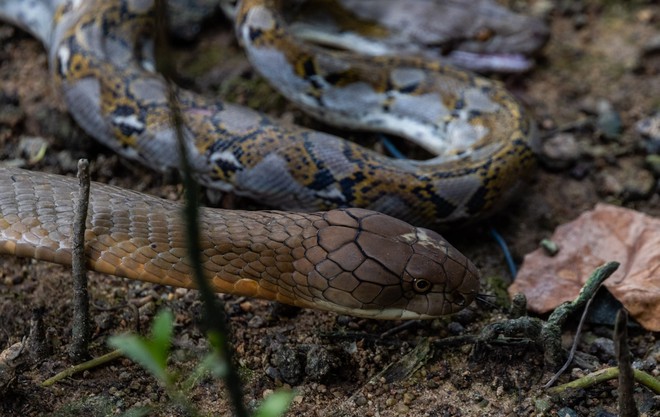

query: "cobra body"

left=0, top=168, right=478, bottom=319
left=0, top=0, right=539, bottom=316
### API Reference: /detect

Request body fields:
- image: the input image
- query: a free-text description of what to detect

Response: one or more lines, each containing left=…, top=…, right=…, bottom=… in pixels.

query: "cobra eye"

left=413, top=278, right=432, bottom=294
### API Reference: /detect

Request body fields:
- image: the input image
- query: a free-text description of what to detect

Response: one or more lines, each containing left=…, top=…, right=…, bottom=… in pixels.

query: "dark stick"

left=614, top=309, right=638, bottom=417
left=70, top=159, right=91, bottom=361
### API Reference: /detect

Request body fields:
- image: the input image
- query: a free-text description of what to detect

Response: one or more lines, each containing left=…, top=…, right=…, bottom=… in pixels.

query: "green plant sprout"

left=109, top=310, right=293, bottom=416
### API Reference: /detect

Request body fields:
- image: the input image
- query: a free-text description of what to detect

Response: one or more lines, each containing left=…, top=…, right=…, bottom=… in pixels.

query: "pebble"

left=637, top=113, right=660, bottom=153
left=447, top=321, right=465, bottom=335
left=596, top=100, right=622, bottom=141
left=402, top=392, right=415, bottom=405
left=355, top=395, right=368, bottom=406
left=596, top=162, right=655, bottom=201
left=239, top=301, right=253, bottom=312
left=534, top=398, right=552, bottom=413
left=94, top=312, right=115, bottom=332
left=271, top=346, right=303, bottom=385
left=540, top=238, right=559, bottom=256
left=262, top=389, right=274, bottom=399
left=539, top=133, right=579, bottom=170
left=265, top=366, right=280, bottom=382
left=623, top=169, right=655, bottom=200
left=557, top=407, right=578, bottom=417
left=247, top=315, right=265, bottom=329
left=137, top=301, right=156, bottom=318
left=305, top=345, right=337, bottom=381
left=589, top=337, right=615, bottom=361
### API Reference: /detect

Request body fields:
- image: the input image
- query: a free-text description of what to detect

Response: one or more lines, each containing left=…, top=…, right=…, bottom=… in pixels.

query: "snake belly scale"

left=0, top=0, right=538, bottom=317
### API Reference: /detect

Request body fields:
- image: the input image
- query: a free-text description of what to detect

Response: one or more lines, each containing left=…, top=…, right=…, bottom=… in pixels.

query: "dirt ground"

left=0, top=1, right=659, bottom=416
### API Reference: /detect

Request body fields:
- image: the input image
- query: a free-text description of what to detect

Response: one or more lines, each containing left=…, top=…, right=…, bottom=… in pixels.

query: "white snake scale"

left=0, top=0, right=540, bottom=318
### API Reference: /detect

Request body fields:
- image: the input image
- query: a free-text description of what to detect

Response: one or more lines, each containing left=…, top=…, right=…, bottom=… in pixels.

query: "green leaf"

left=252, top=391, right=294, bottom=417
left=108, top=334, right=170, bottom=384
left=108, top=309, right=175, bottom=385
left=149, top=309, right=174, bottom=366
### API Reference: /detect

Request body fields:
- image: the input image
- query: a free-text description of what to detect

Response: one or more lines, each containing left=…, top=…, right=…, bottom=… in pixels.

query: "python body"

left=0, top=0, right=538, bottom=318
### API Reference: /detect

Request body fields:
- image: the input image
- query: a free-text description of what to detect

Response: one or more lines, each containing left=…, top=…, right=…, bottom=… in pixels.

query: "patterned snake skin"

left=0, top=0, right=539, bottom=317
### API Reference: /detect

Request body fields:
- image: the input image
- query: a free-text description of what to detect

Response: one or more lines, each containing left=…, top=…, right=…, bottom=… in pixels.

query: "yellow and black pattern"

left=5, top=0, right=538, bottom=228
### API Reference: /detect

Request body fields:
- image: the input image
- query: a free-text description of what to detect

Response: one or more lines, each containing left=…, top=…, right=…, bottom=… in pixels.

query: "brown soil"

left=0, top=1, right=658, bottom=416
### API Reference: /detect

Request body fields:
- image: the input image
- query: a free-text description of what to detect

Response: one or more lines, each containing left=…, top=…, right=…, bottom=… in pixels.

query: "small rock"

left=596, top=172, right=622, bottom=196
left=271, top=346, right=304, bottom=385
left=596, top=162, right=655, bottom=201
left=539, top=133, right=580, bottom=170
left=265, top=366, right=281, bottom=382
left=447, top=321, right=465, bottom=335
left=540, top=239, right=559, bottom=256
left=557, top=407, right=578, bottom=417
left=94, top=312, right=115, bottom=332
left=247, top=316, right=265, bottom=329
left=622, top=169, right=655, bottom=201
left=596, top=100, right=622, bottom=141
left=354, top=395, right=368, bottom=406
left=637, top=113, right=660, bottom=152
left=451, top=305, right=476, bottom=325
left=261, top=388, right=274, bottom=399
left=305, top=345, right=338, bottom=381
left=394, top=403, right=410, bottom=414
left=534, top=398, right=552, bottom=413
left=589, top=337, right=615, bottom=361
left=137, top=301, right=156, bottom=318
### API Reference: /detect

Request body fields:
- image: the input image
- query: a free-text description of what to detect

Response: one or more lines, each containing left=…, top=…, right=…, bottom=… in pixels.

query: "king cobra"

left=0, top=0, right=539, bottom=318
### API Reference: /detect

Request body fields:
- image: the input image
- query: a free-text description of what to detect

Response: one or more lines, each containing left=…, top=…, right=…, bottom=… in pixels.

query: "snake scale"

left=0, top=0, right=539, bottom=318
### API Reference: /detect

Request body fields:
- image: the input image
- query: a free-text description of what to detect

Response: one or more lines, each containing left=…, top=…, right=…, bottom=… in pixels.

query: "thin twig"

left=547, top=367, right=660, bottom=395
left=614, top=309, right=638, bottom=417
left=42, top=350, right=124, bottom=387
left=70, top=159, right=91, bottom=361
left=153, top=2, right=248, bottom=416
left=380, top=321, right=418, bottom=338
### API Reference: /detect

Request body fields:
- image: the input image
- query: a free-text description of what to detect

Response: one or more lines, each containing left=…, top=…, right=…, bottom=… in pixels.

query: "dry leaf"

left=509, top=203, right=660, bottom=331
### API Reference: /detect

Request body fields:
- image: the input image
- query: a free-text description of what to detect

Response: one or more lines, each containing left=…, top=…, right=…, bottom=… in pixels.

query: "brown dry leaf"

left=509, top=203, right=660, bottom=331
